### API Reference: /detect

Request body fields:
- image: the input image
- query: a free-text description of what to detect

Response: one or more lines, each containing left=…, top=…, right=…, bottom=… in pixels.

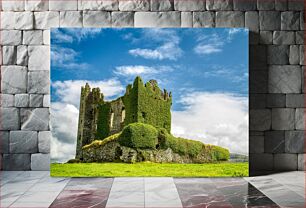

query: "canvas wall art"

left=50, top=28, right=249, bottom=177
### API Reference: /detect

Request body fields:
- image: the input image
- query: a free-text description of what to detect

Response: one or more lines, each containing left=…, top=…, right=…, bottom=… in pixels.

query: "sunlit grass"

left=50, top=162, right=248, bottom=177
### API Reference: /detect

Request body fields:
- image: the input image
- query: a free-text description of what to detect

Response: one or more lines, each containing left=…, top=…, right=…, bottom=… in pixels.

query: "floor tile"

left=115, top=177, right=144, bottom=183
left=111, top=181, right=144, bottom=192
left=145, top=189, right=182, bottom=208
left=9, top=201, right=52, bottom=208
left=106, top=191, right=144, bottom=208
left=246, top=176, right=305, bottom=207
left=175, top=178, right=280, bottom=208
left=50, top=190, right=109, bottom=208
left=13, top=191, right=60, bottom=202
left=65, top=178, right=113, bottom=190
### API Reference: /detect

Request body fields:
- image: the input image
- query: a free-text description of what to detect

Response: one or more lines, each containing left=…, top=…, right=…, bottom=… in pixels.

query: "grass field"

left=50, top=162, right=248, bottom=177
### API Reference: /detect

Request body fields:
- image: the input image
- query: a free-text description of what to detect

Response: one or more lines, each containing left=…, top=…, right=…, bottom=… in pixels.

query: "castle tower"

left=75, top=77, right=172, bottom=159
left=75, top=83, right=104, bottom=159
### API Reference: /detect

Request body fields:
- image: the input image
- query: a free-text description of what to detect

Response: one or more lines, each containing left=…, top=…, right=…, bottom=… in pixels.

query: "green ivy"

left=158, top=128, right=203, bottom=157
left=122, top=77, right=172, bottom=132
left=210, top=145, right=230, bottom=161
left=96, top=102, right=111, bottom=139
left=95, top=76, right=171, bottom=140
left=118, top=123, right=158, bottom=149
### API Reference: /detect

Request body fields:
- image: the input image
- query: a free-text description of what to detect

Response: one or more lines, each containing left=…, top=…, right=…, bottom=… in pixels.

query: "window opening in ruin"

left=121, top=107, right=126, bottom=123
left=142, top=112, right=146, bottom=119
left=110, top=110, right=114, bottom=128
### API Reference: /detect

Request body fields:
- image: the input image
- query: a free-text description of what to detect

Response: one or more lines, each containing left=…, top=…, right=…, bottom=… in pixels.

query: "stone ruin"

left=76, top=76, right=172, bottom=159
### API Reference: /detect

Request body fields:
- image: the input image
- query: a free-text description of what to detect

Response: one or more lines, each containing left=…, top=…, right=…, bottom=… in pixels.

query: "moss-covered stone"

left=81, top=122, right=230, bottom=164
left=118, top=123, right=158, bottom=149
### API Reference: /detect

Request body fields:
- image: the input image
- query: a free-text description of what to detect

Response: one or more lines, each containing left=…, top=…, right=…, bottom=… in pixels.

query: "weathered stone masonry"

left=76, top=77, right=172, bottom=159
left=0, top=0, right=304, bottom=174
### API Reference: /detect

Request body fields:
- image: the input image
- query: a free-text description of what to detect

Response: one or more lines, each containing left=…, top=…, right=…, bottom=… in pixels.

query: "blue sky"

left=50, top=28, right=249, bottom=162
left=51, top=28, right=248, bottom=111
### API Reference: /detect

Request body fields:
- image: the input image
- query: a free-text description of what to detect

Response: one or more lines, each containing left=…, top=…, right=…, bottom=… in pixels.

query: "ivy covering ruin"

left=75, top=76, right=229, bottom=163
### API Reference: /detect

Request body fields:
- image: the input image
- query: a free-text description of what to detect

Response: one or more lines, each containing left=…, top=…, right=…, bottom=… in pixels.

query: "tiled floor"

left=1, top=171, right=305, bottom=208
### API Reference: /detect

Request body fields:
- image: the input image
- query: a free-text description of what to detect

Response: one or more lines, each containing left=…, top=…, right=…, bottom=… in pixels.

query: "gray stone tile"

left=38, top=131, right=51, bottom=153
left=259, top=11, right=281, bottom=30
left=286, top=98, right=302, bottom=114
left=285, top=130, right=304, bottom=153
left=150, top=0, right=173, bottom=11
left=274, top=153, right=298, bottom=170
left=134, top=11, right=180, bottom=27
left=250, top=109, right=271, bottom=131
left=250, top=70, right=268, bottom=93
left=249, top=136, right=264, bottom=153
left=83, top=11, right=111, bottom=27
left=295, top=108, right=304, bottom=130
left=250, top=45, right=267, bottom=68
left=0, top=131, right=9, bottom=154
left=9, top=131, right=38, bottom=153
left=267, top=45, right=289, bottom=64
left=111, top=181, right=144, bottom=192
left=193, top=12, right=215, bottom=27
left=298, top=154, right=305, bottom=171
left=3, top=154, right=31, bottom=170
left=145, top=189, right=182, bottom=208
left=206, top=0, right=233, bottom=10
left=233, top=0, right=257, bottom=10
left=264, top=131, right=285, bottom=153
left=21, top=108, right=49, bottom=131
left=250, top=94, right=266, bottom=109
left=15, top=94, right=29, bottom=107
left=249, top=153, right=273, bottom=171
left=112, top=12, right=134, bottom=27
left=273, top=31, right=295, bottom=45
left=268, top=65, right=301, bottom=94
left=106, top=191, right=144, bottom=207
left=275, top=0, right=287, bottom=11
left=31, top=153, right=50, bottom=170
left=174, top=0, right=205, bottom=11
left=260, top=31, right=272, bottom=44
left=119, top=0, right=150, bottom=11
left=216, top=11, right=244, bottom=27
left=1, top=66, right=27, bottom=94
left=257, top=0, right=274, bottom=10
left=272, top=108, right=295, bottom=130
left=266, top=94, right=285, bottom=108
left=29, top=94, right=44, bottom=107
left=289, top=45, right=300, bottom=65
left=28, top=71, right=50, bottom=94
left=281, top=11, right=300, bottom=30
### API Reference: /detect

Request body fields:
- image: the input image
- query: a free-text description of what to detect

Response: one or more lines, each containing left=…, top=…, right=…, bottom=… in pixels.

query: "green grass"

left=50, top=162, right=248, bottom=177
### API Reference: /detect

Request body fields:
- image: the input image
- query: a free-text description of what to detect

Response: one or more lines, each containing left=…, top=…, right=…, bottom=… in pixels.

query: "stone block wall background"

left=0, top=0, right=304, bottom=174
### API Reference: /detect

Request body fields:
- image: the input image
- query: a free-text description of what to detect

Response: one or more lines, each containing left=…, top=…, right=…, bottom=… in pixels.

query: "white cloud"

left=51, top=79, right=125, bottom=162
left=52, top=79, right=125, bottom=107
left=129, top=42, right=182, bottom=60
left=194, top=44, right=223, bottom=55
left=194, top=33, right=224, bottom=55
left=171, top=92, right=248, bottom=155
left=51, top=102, right=78, bottom=163
left=128, top=29, right=183, bottom=61
left=51, top=28, right=102, bottom=43
left=227, top=28, right=248, bottom=41
left=51, top=46, right=90, bottom=70
left=194, top=29, right=248, bottom=56
left=114, top=65, right=173, bottom=77
left=202, top=65, right=248, bottom=83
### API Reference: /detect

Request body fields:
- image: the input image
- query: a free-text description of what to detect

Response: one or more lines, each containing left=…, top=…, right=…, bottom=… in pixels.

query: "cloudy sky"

left=51, top=28, right=249, bottom=163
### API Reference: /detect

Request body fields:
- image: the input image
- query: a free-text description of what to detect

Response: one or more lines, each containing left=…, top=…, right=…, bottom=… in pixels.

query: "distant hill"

left=229, top=153, right=248, bottom=162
